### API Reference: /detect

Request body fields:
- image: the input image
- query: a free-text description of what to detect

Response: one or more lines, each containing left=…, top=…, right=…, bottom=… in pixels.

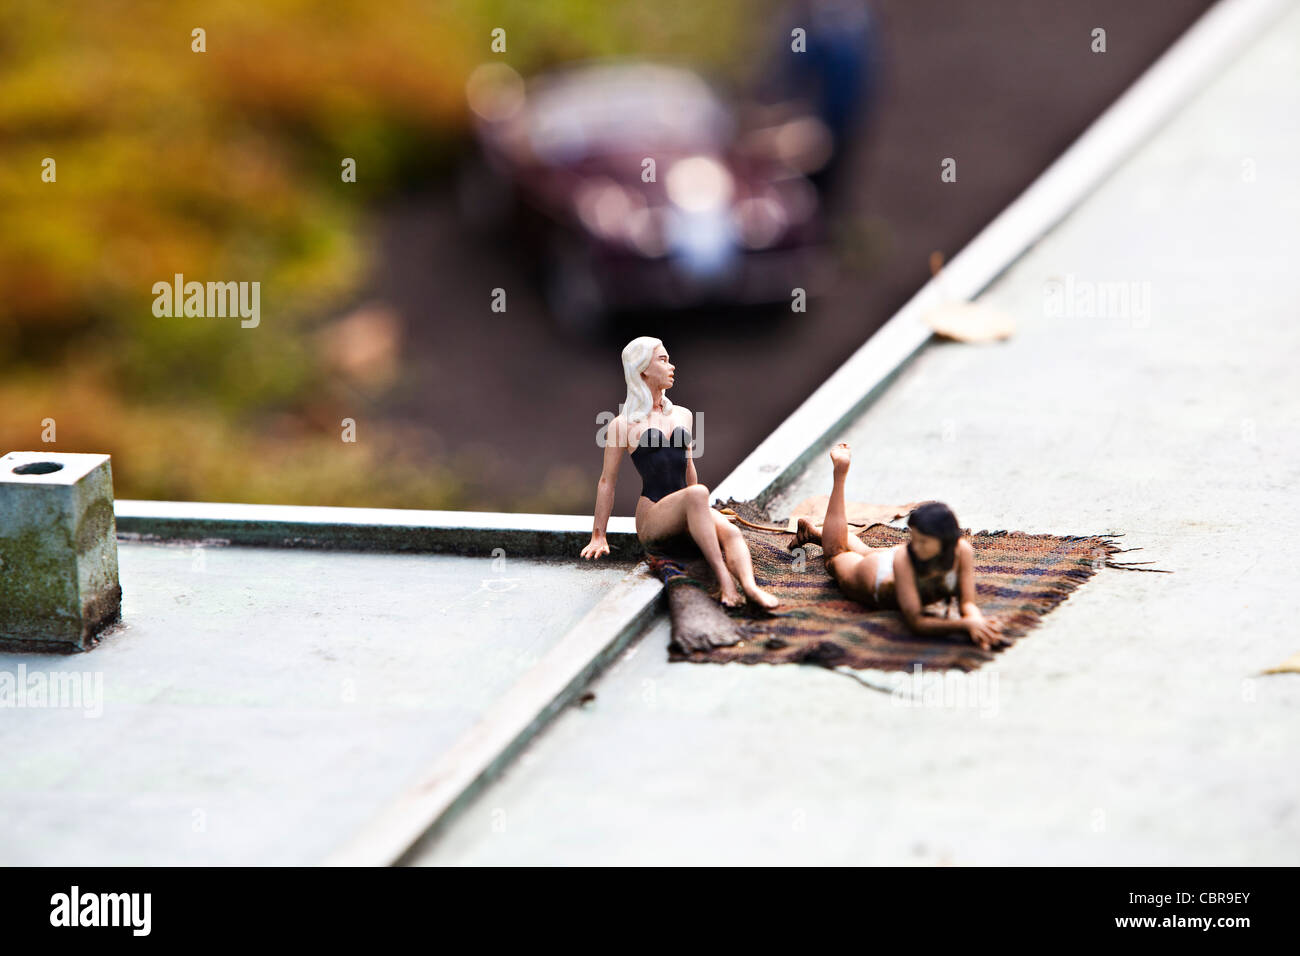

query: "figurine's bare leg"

left=792, top=517, right=871, bottom=555
left=822, top=443, right=879, bottom=604
left=822, top=443, right=856, bottom=560
left=639, top=484, right=743, bottom=606
left=710, top=510, right=781, bottom=610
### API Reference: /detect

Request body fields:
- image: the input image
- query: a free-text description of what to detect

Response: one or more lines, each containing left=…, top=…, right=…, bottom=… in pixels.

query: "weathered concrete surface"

left=329, top=562, right=664, bottom=866
left=408, top=4, right=1300, bottom=865
left=0, top=452, right=121, bottom=651
left=0, top=541, right=632, bottom=865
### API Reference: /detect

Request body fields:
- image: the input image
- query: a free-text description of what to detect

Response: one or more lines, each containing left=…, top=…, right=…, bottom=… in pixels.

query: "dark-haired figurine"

left=792, top=442, right=1007, bottom=649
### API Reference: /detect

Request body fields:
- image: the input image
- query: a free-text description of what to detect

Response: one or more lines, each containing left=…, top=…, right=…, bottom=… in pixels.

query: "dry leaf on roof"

left=1261, top=651, right=1300, bottom=675
left=924, top=300, right=1016, bottom=343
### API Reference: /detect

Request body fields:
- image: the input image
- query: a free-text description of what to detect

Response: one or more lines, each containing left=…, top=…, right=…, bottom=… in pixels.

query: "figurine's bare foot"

left=788, top=516, right=817, bottom=551
left=719, top=583, right=744, bottom=608
left=830, top=441, right=851, bottom=476
left=744, top=583, right=781, bottom=611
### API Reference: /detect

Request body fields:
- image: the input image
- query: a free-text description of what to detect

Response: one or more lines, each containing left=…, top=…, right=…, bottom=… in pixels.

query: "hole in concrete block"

left=12, top=461, right=64, bottom=475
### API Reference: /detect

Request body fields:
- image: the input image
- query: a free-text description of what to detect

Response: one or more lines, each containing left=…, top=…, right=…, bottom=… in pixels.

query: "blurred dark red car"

left=458, top=60, right=834, bottom=333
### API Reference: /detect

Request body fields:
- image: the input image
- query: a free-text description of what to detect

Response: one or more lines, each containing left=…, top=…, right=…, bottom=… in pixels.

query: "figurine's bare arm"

left=954, top=538, right=1005, bottom=648
left=581, top=418, right=626, bottom=560
left=957, top=538, right=981, bottom=619
left=679, top=406, right=699, bottom=487
left=894, top=540, right=1005, bottom=647
left=893, top=544, right=972, bottom=639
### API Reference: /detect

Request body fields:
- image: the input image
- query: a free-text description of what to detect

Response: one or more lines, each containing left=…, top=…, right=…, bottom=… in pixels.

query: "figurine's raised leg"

left=820, top=443, right=878, bottom=605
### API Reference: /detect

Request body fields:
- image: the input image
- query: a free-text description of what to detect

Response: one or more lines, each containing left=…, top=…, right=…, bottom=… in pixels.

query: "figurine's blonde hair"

left=620, top=336, right=674, bottom=423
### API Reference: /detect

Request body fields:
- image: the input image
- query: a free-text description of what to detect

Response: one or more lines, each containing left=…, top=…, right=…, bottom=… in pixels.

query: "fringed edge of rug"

left=957, top=533, right=1169, bottom=648
left=971, top=529, right=1173, bottom=574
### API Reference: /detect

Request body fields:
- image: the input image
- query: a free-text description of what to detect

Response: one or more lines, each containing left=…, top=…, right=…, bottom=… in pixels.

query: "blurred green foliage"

left=0, top=0, right=756, bottom=507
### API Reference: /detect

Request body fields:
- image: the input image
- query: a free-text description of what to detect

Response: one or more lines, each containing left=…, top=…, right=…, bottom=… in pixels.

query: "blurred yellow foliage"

left=0, top=0, right=756, bottom=507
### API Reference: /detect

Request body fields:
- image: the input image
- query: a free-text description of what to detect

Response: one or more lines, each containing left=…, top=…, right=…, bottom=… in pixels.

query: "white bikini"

left=873, top=544, right=958, bottom=606
left=872, top=545, right=900, bottom=605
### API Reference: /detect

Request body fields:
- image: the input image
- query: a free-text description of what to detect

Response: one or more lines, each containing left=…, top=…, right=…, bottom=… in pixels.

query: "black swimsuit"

left=631, top=426, right=690, bottom=503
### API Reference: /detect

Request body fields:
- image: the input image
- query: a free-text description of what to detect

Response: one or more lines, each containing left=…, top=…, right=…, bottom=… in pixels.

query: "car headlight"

left=665, top=156, right=734, bottom=213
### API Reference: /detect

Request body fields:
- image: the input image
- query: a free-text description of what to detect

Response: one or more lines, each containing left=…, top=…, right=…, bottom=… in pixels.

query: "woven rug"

left=645, top=497, right=1163, bottom=672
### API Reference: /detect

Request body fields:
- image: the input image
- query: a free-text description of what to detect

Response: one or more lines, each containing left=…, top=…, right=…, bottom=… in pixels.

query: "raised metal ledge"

left=113, top=499, right=640, bottom=558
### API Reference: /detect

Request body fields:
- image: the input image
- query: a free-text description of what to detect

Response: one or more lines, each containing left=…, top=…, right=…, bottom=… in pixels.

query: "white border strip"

left=113, top=498, right=638, bottom=557
left=115, top=498, right=636, bottom=535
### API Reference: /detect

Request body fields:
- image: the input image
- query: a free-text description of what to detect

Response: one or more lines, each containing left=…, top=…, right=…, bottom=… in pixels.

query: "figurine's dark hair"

left=906, top=501, right=961, bottom=574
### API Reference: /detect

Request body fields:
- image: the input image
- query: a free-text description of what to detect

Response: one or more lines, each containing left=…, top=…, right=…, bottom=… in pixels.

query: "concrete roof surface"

left=0, top=542, right=629, bottom=864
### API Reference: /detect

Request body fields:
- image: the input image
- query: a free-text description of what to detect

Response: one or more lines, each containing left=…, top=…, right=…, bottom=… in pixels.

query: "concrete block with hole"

left=0, top=452, right=122, bottom=652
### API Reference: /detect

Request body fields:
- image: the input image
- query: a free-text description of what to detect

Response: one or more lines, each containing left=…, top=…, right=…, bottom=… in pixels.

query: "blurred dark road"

left=368, top=0, right=1213, bottom=516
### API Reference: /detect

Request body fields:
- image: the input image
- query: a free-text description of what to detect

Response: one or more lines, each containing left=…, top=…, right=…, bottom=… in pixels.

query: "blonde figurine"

left=581, top=336, right=780, bottom=611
